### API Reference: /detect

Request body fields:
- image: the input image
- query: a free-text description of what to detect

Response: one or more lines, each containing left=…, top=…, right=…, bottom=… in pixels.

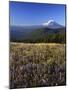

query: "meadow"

left=10, top=43, right=66, bottom=88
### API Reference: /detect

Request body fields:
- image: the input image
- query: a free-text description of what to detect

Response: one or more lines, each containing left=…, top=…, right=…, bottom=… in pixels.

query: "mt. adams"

left=43, top=20, right=63, bottom=29
left=10, top=20, right=64, bottom=33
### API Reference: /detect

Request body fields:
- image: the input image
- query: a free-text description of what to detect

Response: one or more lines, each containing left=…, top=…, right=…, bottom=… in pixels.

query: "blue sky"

left=10, top=1, right=66, bottom=26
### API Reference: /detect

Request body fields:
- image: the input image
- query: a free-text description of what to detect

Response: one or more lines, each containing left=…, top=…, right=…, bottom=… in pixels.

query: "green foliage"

left=11, top=27, right=66, bottom=44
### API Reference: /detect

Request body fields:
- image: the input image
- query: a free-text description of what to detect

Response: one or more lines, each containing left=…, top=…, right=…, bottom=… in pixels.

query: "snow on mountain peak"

left=43, top=20, right=55, bottom=26
left=42, top=20, right=63, bottom=29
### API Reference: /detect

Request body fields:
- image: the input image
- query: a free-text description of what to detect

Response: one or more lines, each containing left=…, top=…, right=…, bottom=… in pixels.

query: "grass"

left=10, top=42, right=66, bottom=89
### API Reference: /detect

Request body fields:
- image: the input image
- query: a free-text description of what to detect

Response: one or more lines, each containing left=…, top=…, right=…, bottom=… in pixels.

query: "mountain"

left=10, top=20, right=66, bottom=43
left=26, top=27, right=65, bottom=43
left=43, top=20, right=63, bottom=29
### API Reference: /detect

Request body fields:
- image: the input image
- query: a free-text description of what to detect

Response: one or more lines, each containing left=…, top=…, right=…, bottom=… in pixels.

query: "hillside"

left=10, top=20, right=66, bottom=43
left=10, top=27, right=66, bottom=43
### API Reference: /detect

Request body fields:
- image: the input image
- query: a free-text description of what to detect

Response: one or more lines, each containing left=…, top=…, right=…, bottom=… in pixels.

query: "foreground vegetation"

left=10, top=43, right=66, bottom=89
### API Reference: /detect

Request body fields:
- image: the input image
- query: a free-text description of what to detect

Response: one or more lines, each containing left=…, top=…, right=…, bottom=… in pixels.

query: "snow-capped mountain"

left=10, top=19, right=65, bottom=43
left=43, top=20, right=63, bottom=29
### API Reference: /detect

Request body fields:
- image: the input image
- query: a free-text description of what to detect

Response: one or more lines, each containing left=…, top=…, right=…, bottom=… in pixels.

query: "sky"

left=10, top=1, right=66, bottom=26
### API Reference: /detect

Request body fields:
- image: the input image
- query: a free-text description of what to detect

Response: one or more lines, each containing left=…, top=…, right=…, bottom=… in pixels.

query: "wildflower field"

left=10, top=43, right=66, bottom=88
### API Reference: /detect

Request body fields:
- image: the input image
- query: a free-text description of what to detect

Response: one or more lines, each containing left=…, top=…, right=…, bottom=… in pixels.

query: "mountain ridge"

left=10, top=20, right=66, bottom=43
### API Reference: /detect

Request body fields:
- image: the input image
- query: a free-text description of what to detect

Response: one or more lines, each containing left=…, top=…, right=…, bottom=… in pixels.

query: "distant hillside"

left=10, top=20, right=66, bottom=43
left=10, top=27, right=66, bottom=43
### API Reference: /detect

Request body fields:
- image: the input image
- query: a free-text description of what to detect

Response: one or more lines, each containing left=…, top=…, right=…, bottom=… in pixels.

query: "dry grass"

left=10, top=42, right=66, bottom=89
